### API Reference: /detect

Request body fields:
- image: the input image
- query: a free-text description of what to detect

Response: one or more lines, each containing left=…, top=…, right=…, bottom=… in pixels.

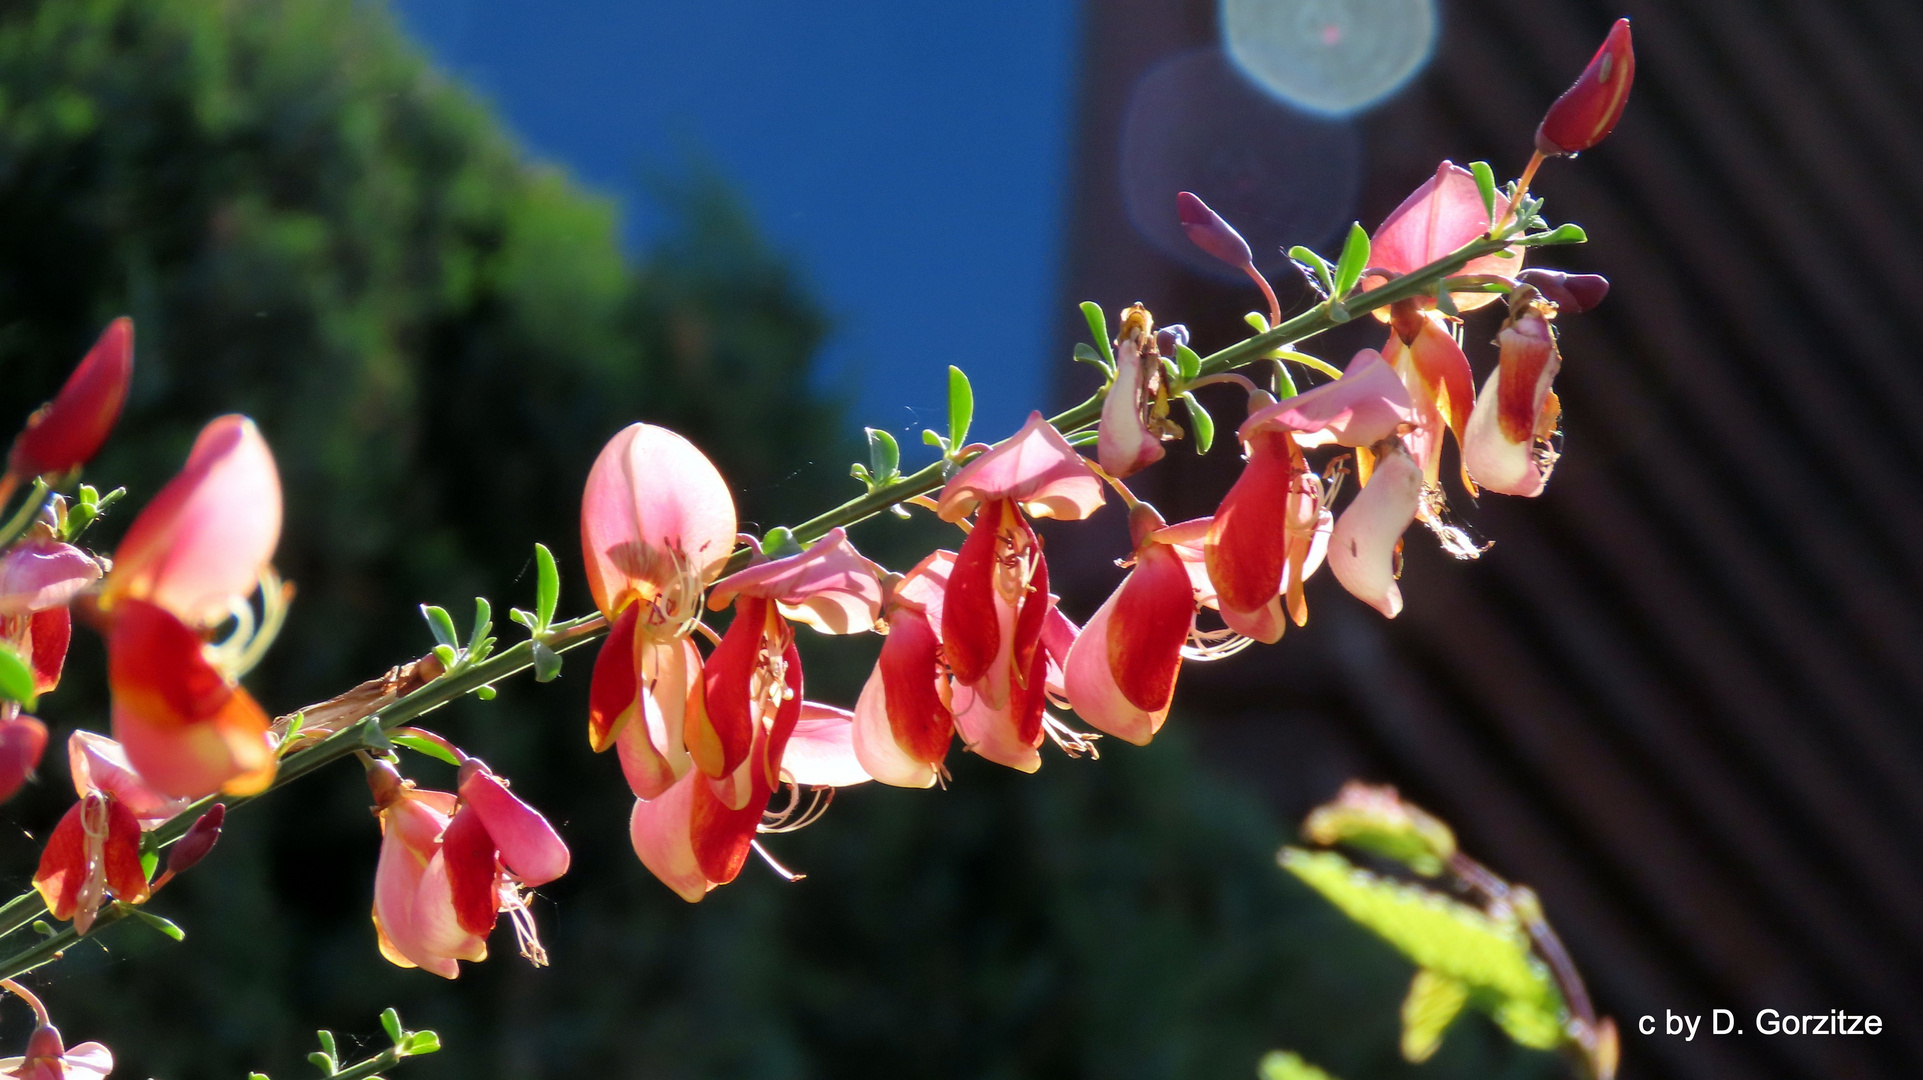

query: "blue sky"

left=392, top=0, right=1083, bottom=444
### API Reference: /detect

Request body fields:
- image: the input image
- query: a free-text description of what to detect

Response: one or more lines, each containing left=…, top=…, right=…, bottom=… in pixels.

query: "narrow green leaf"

left=1302, top=782, right=1457, bottom=877
left=467, top=598, right=492, bottom=654
left=316, top=1030, right=339, bottom=1062
left=1080, top=301, right=1114, bottom=364
left=1401, top=969, right=1469, bottom=1062
left=1520, top=223, right=1587, bottom=246
left=391, top=734, right=461, bottom=767
left=1182, top=393, right=1215, bottom=455
left=1332, top=223, right=1371, bottom=298
left=1175, top=343, right=1203, bottom=384
left=1258, top=1050, right=1341, bottom=1080
left=380, top=1008, right=404, bottom=1046
left=420, top=605, right=460, bottom=651
left=947, top=366, right=974, bottom=451
left=125, top=907, right=185, bottom=941
left=0, top=646, right=36, bottom=710
left=1071, top=342, right=1107, bottom=368
left=864, top=428, right=901, bottom=483
left=921, top=429, right=946, bottom=450
left=248, top=1073, right=272, bottom=1079
left=1470, top=161, right=1499, bottom=223
left=1244, top=312, right=1270, bottom=334
left=307, top=1053, right=336, bottom=1076
left=533, top=543, right=560, bottom=629
left=1288, top=245, right=1336, bottom=296
left=140, top=850, right=160, bottom=881
left=1274, top=362, right=1298, bottom=400
left=532, top=642, right=563, bottom=683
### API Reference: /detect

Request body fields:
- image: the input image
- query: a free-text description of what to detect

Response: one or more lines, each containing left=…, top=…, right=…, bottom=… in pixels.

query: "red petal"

left=942, top=502, right=1005, bottom=686
left=459, top=765, right=570, bottom=887
left=102, top=795, right=149, bottom=905
left=1205, top=429, right=1299, bottom=626
left=879, top=607, right=953, bottom=764
left=1496, top=307, right=1560, bottom=443
left=689, top=766, right=763, bottom=887
left=1010, top=634, right=1050, bottom=748
left=587, top=602, right=641, bottom=753
left=32, top=800, right=88, bottom=920
left=762, top=641, right=805, bottom=791
left=697, top=596, right=766, bottom=779
left=440, top=803, right=499, bottom=937
left=28, top=607, right=70, bottom=693
left=1536, top=19, right=1635, bottom=156
left=8, top=318, right=133, bottom=480
left=0, top=716, right=47, bottom=804
left=1010, top=520, right=1048, bottom=686
left=1107, top=544, right=1193, bottom=714
left=109, top=599, right=230, bottom=723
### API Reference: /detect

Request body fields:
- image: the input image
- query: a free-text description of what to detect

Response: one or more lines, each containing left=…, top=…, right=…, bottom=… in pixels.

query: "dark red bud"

left=1155, top=324, right=1190, bottom=357
left=166, top=803, right=224, bottom=875
left=7, top=318, right=135, bottom=481
left=1177, top=192, right=1254, bottom=269
left=1535, top=19, right=1635, bottom=156
left=1516, top=269, right=1611, bottom=313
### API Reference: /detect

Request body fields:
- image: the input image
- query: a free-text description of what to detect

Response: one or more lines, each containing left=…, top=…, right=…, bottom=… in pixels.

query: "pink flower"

left=935, top=413, right=1102, bottom=764
left=1462, top=293, right=1563, bottom=497
left=629, top=532, right=879, bottom=901
left=3, top=318, right=134, bottom=498
left=96, top=417, right=281, bottom=799
left=1362, top=162, right=1522, bottom=313
left=852, top=552, right=958, bottom=788
left=0, top=985, right=113, bottom=1080
left=581, top=424, right=736, bottom=794
left=368, top=758, right=568, bottom=979
left=1328, top=441, right=1425, bottom=617
left=1382, top=301, right=1477, bottom=495
left=1096, top=305, right=1180, bottom=479
left=31, top=731, right=182, bottom=932
left=0, top=536, right=103, bottom=702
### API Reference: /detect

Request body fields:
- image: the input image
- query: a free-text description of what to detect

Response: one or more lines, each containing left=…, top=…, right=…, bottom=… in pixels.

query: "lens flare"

left=1222, top=0, right=1438, bottom=116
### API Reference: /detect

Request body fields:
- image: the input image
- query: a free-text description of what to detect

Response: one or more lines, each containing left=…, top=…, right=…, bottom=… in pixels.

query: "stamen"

left=750, top=840, right=807, bottom=884
left=1183, top=626, right=1256, bottom=661
left=499, top=886, right=549, bottom=967
left=1042, top=713, right=1102, bottom=760
left=760, top=783, right=834, bottom=833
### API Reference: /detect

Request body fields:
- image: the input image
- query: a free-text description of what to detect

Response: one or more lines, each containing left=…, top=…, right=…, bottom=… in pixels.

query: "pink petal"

left=459, top=763, right=571, bottom=887
left=1329, top=443, right=1423, bottom=617
left=1462, top=369, right=1550, bottom=497
left=0, top=717, right=47, bottom=805
left=780, top=701, right=873, bottom=787
left=629, top=772, right=711, bottom=902
left=0, top=539, right=100, bottom=616
left=895, top=550, right=955, bottom=630
left=1152, top=517, right=1219, bottom=609
left=375, top=793, right=479, bottom=978
left=951, top=682, right=1041, bottom=773
left=616, top=637, right=699, bottom=798
left=708, top=528, right=882, bottom=634
left=851, top=667, right=940, bottom=789
left=937, top=412, right=1104, bottom=522
left=1243, top=351, right=1414, bottom=448
left=1371, top=162, right=1496, bottom=275
left=1062, top=588, right=1166, bottom=746
left=1096, top=334, right=1166, bottom=479
left=580, top=423, right=738, bottom=619
left=67, top=729, right=189, bottom=827
left=106, top=415, right=281, bottom=628
left=59, top=1043, right=115, bottom=1080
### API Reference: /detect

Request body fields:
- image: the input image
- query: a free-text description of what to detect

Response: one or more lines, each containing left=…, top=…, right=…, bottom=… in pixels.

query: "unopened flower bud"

left=166, top=803, right=225, bottom=875
left=1516, top=269, right=1610, bottom=313
left=1176, top=192, right=1254, bottom=270
left=7, top=318, right=135, bottom=482
left=365, top=759, right=406, bottom=807
left=1155, top=324, right=1190, bottom=358
left=1536, top=19, right=1635, bottom=157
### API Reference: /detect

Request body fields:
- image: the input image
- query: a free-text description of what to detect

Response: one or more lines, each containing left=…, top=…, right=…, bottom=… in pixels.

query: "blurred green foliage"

left=0, top=1, right=1562, bottom=1078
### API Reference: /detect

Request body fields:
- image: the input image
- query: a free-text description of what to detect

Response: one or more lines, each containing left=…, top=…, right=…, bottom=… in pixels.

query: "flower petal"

left=877, top=605, right=955, bottom=765
left=586, top=602, right=641, bottom=754
left=67, top=729, right=188, bottom=826
left=616, top=637, right=699, bottom=799
left=1329, top=442, right=1423, bottom=617
left=1243, top=350, right=1414, bottom=448
left=27, top=608, right=72, bottom=694
left=852, top=666, right=940, bottom=789
left=1462, top=369, right=1552, bottom=497
left=108, top=600, right=276, bottom=798
left=940, top=503, right=1005, bottom=687
left=708, top=528, right=882, bottom=635
left=439, top=802, right=499, bottom=937
left=937, top=412, right=1103, bottom=522
left=581, top=423, right=738, bottom=619
left=1206, top=429, right=1301, bottom=643
left=1063, top=588, right=1166, bottom=746
left=952, top=682, right=1042, bottom=773
left=105, top=416, right=281, bottom=627
left=1097, top=332, right=1166, bottom=479
left=0, top=716, right=47, bottom=805
left=459, top=763, right=571, bottom=887
left=0, top=539, right=101, bottom=616
left=32, top=799, right=88, bottom=920
left=629, top=773, right=710, bottom=903
left=781, top=701, right=873, bottom=787
left=695, top=596, right=768, bottom=779
left=1106, top=542, right=1194, bottom=714
left=7, top=317, right=134, bottom=481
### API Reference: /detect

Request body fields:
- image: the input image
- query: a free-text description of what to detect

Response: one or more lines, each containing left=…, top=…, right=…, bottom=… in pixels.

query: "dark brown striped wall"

left=1050, top=3, right=1923, bottom=1078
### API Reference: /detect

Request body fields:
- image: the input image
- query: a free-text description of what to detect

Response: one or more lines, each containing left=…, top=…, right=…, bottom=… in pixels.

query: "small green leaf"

left=402, top=1030, right=443, bottom=1055
left=1434, top=284, right=1460, bottom=317
left=31, top=920, right=53, bottom=937
left=1071, top=342, right=1111, bottom=377
left=140, top=850, right=160, bottom=881
left=380, top=1008, right=404, bottom=1045
left=532, top=641, right=563, bottom=683
left=947, top=366, right=974, bottom=451
left=359, top=718, right=394, bottom=752
left=431, top=644, right=457, bottom=669
left=1080, top=301, right=1114, bottom=365
left=1258, top=1050, right=1341, bottom=1080
left=307, top=1053, right=335, bottom=1076
left=420, top=605, right=460, bottom=651
left=391, top=734, right=461, bottom=767
left=1288, top=245, right=1335, bottom=296
left=1175, top=343, right=1203, bottom=384
left=248, top=1073, right=272, bottom=1080
left=1273, top=362, right=1298, bottom=400
left=0, top=646, right=37, bottom=710
left=1401, top=969, right=1469, bottom=1062
left=1303, top=782, right=1457, bottom=877
left=125, top=906, right=185, bottom=941
left=1470, top=161, right=1499, bottom=224
left=475, top=686, right=496, bottom=701
left=864, top=428, right=901, bottom=484
left=1244, top=311, right=1270, bottom=334
left=533, top=543, right=560, bottom=629
left=1182, top=393, right=1214, bottom=455
left=1326, top=300, right=1351, bottom=324
left=467, top=598, right=493, bottom=654
left=921, top=429, right=946, bottom=450
left=761, top=526, right=802, bottom=559
left=316, top=1030, right=339, bottom=1062
left=1521, top=223, right=1587, bottom=246
left=1332, top=223, right=1371, bottom=298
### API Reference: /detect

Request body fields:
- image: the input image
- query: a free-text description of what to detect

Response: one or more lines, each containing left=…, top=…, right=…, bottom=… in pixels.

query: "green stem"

left=326, top=1047, right=410, bottom=1080
left=0, top=907, right=125, bottom=982
left=0, top=479, right=50, bottom=548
